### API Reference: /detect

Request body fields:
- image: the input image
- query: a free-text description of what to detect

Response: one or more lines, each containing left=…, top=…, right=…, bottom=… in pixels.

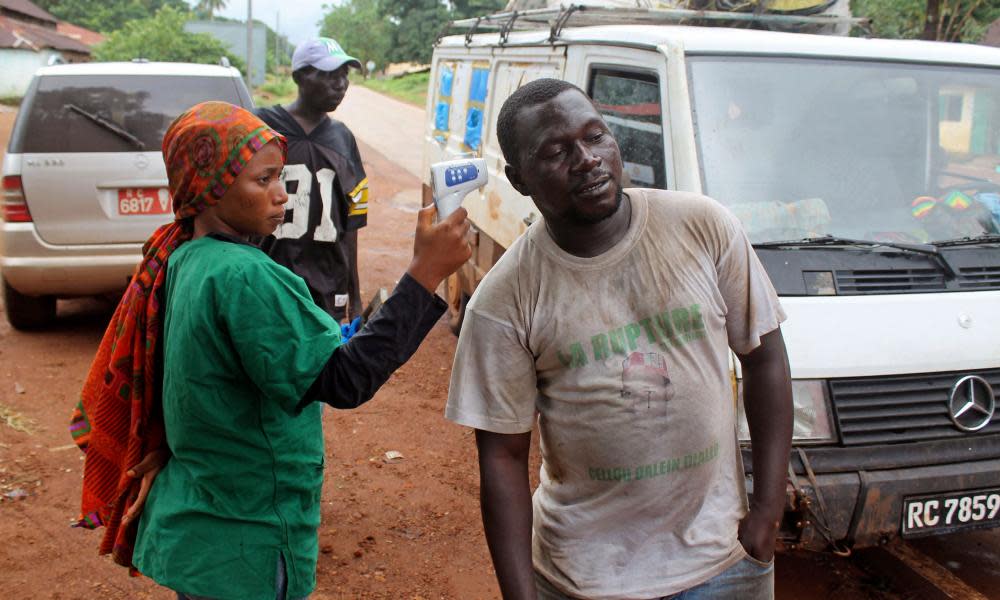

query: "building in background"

left=55, top=20, right=104, bottom=48
left=0, top=0, right=101, bottom=97
left=185, top=19, right=266, bottom=87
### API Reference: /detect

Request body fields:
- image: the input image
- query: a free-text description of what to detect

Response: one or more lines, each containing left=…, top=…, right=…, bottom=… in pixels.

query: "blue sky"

left=188, top=0, right=327, bottom=46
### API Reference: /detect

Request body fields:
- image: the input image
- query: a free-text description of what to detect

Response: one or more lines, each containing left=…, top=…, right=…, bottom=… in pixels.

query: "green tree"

left=195, top=0, right=228, bottom=20
left=449, top=0, right=506, bottom=20
left=382, top=0, right=450, bottom=64
left=94, top=6, right=244, bottom=71
left=853, top=0, right=999, bottom=42
left=316, top=0, right=504, bottom=67
left=33, top=0, right=189, bottom=33
left=320, top=0, right=393, bottom=76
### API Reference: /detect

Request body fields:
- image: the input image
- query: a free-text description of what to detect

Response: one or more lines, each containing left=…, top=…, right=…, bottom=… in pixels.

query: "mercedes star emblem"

left=948, top=376, right=996, bottom=432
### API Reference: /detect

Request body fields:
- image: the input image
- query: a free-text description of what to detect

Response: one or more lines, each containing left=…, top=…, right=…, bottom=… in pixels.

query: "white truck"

left=421, top=4, right=1000, bottom=552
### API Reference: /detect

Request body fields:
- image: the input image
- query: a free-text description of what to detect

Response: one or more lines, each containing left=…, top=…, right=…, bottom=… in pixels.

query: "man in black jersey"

left=256, top=37, right=368, bottom=321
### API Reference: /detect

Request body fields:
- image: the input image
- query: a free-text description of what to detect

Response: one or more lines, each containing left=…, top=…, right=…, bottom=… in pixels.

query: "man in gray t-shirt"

left=445, top=79, right=793, bottom=600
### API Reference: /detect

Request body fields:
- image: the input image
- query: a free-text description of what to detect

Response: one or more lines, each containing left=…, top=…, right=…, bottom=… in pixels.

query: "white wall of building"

left=0, top=49, right=63, bottom=97
left=185, top=21, right=267, bottom=87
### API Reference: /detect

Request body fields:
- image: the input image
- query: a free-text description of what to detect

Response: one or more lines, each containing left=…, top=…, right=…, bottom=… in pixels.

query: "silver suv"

left=1, top=61, right=253, bottom=329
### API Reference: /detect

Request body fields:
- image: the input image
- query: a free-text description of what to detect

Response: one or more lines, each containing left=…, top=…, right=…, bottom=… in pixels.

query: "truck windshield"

left=688, top=57, right=1000, bottom=245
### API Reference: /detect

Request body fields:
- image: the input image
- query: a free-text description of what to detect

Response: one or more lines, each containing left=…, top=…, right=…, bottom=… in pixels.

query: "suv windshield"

left=688, top=57, right=1000, bottom=244
left=14, top=74, right=244, bottom=153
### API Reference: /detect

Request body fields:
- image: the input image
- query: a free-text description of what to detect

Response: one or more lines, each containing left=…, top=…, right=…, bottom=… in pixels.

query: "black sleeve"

left=299, top=273, right=447, bottom=410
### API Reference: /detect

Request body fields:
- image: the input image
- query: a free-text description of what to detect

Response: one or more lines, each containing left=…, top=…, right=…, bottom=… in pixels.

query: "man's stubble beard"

left=566, top=185, right=624, bottom=225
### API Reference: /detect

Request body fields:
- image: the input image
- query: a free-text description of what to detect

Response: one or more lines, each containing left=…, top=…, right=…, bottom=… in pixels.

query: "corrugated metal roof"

left=56, top=20, right=104, bottom=47
left=0, top=0, right=56, bottom=24
left=0, top=14, right=90, bottom=53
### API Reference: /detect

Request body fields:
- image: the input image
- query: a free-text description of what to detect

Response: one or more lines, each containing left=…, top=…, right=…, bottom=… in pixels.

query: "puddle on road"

left=387, top=189, right=422, bottom=214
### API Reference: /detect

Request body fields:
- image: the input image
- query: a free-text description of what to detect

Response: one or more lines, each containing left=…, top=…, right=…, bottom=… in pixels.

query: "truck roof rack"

left=445, top=4, right=868, bottom=44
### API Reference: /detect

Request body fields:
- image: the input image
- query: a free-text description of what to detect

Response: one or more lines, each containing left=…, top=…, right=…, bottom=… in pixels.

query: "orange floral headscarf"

left=70, top=102, right=286, bottom=570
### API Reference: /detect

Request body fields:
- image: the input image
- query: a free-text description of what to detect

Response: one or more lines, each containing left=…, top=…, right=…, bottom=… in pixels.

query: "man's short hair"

left=496, top=78, right=588, bottom=169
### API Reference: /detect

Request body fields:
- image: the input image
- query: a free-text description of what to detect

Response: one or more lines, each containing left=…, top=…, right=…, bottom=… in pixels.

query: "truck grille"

left=959, top=266, right=1000, bottom=289
left=829, top=370, right=1000, bottom=445
left=834, top=269, right=946, bottom=294
left=834, top=267, right=1000, bottom=294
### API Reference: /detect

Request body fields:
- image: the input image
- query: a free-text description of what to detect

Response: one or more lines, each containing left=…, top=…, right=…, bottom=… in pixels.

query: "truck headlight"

left=736, top=379, right=835, bottom=443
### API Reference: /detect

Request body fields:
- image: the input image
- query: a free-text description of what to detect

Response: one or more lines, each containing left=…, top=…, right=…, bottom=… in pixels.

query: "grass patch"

left=0, top=96, right=22, bottom=108
left=253, top=73, right=297, bottom=108
left=357, top=71, right=430, bottom=107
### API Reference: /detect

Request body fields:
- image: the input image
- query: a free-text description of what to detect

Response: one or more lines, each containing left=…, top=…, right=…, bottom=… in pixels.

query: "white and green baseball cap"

left=292, top=37, right=361, bottom=72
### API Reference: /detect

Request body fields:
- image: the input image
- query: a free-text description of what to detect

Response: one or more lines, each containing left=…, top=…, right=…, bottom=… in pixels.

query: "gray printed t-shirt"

left=445, top=189, right=786, bottom=600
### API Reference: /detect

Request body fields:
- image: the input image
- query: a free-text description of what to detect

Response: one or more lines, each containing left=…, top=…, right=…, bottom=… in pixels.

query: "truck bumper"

left=774, top=457, right=1000, bottom=551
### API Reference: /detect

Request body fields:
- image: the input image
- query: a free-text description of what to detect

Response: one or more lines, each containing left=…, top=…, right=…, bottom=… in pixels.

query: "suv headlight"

left=736, top=379, right=835, bottom=443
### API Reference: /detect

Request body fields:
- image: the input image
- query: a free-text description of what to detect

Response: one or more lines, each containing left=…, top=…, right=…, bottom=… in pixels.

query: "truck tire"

left=2, top=278, right=56, bottom=330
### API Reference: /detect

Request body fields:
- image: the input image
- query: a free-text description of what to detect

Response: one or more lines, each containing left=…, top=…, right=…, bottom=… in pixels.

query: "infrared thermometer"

left=430, top=158, right=488, bottom=219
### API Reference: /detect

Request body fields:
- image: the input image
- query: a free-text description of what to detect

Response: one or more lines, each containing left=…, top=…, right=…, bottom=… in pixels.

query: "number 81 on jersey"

left=274, top=164, right=339, bottom=242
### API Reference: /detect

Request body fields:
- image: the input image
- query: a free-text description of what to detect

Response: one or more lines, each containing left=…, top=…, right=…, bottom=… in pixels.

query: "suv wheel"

left=2, top=278, right=55, bottom=330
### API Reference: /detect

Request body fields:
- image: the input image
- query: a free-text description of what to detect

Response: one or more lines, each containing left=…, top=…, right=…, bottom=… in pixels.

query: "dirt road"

left=336, top=86, right=425, bottom=179
left=2, top=96, right=1000, bottom=599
